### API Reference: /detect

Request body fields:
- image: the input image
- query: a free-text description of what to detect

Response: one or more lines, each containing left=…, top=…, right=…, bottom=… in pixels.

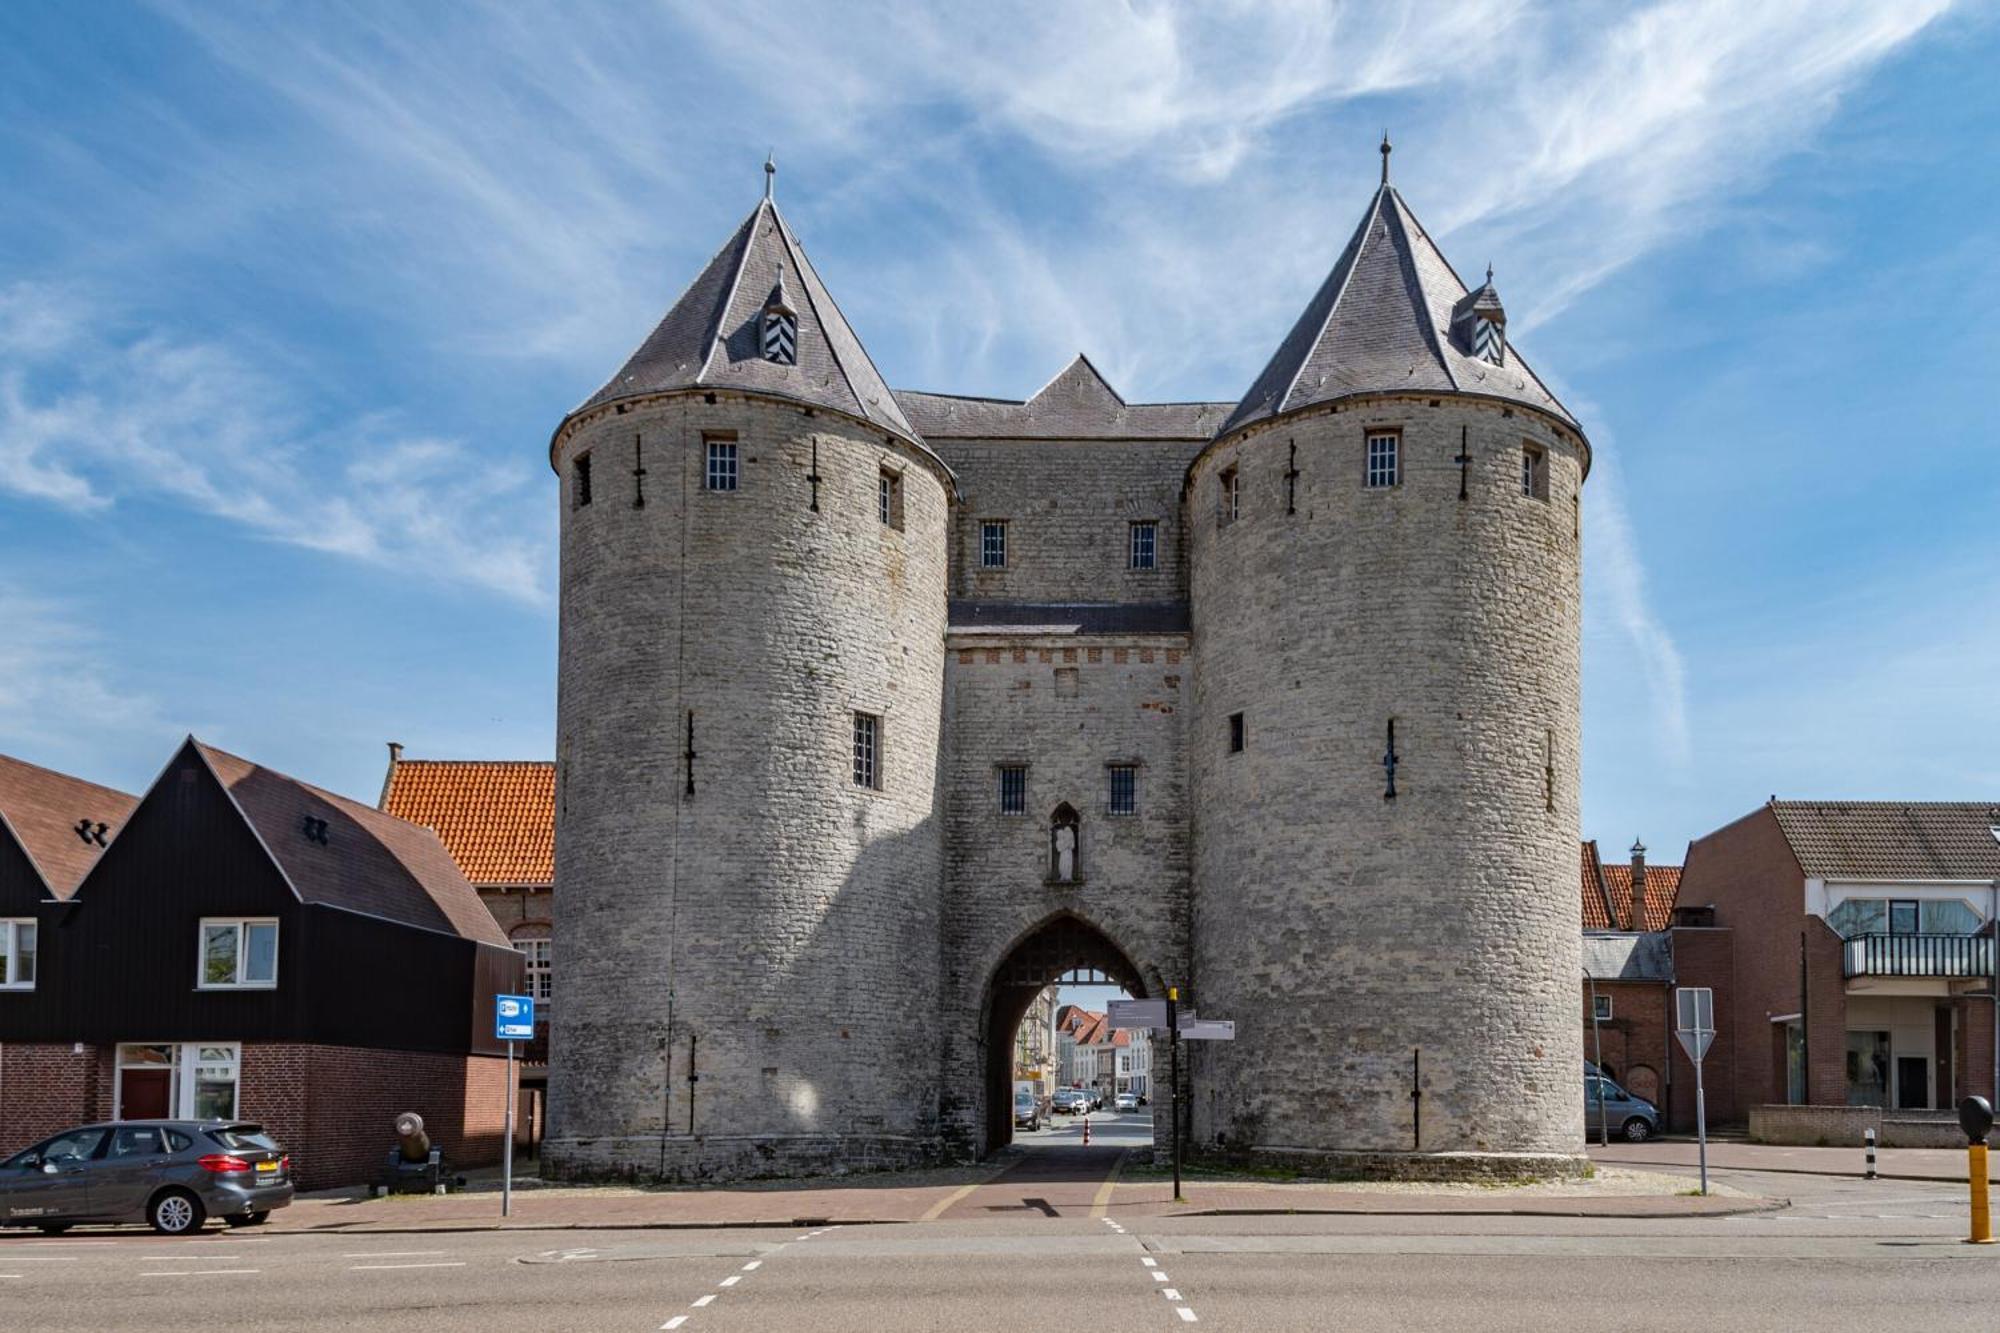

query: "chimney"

left=378, top=741, right=404, bottom=810
left=1628, top=839, right=1648, bottom=931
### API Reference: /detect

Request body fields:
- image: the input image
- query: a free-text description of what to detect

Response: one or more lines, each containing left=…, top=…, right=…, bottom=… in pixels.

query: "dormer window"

left=1474, top=316, right=1504, bottom=366
left=762, top=271, right=798, bottom=365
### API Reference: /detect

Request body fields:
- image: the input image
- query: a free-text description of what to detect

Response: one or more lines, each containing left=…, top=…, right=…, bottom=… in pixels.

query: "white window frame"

left=198, top=917, right=280, bottom=990
left=1365, top=432, right=1400, bottom=489
left=980, top=521, right=1007, bottom=569
left=1129, top=521, right=1157, bottom=570
left=519, top=936, right=552, bottom=1004
left=704, top=437, right=739, bottom=492
left=878, top=467, right=904, bottom=529
left=0, top=918, right=35, bottom=990
left=1219, top=467, right=1240, bottom=525
left=114, top=1042, right=241, bottom=1121
left=1592, top=994, right=1612, bottom=1021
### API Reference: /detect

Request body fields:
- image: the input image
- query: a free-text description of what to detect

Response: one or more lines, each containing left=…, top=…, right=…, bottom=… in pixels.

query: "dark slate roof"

left=948, top=600, right=1191, bottom=636
left=1769, top=802, right=2000, bottom=881
left=193, top=741, right=511, bottom=947
left=0, top=754, right=137, bottom=898
left=1582, top=932, right=1674, bottom=983
left=1220, top=185, right=1579, bottom=438
left=566, top=197, right=918, bottom=445
left=900, top=355, right=1230, bottom=440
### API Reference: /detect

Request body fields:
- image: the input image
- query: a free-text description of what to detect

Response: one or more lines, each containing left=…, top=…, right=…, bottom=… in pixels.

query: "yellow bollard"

left=1970, top=1143, right=1994, bottom=1245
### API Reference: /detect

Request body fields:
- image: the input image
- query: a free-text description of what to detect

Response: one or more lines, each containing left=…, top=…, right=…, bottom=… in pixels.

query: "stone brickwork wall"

left=1581, top=980, right=1674, bottom=1119
left=1185, top=394, right=1587, bottom=1161
left=930, top=436, right=1203, bottom=602
left=937, top=632, right=1192, bottom=1153
left=547, top=392, right=951, bottom=1183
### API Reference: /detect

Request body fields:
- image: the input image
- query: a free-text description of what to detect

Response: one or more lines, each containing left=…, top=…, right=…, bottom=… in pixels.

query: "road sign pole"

left=1694, top=1052, right=1708, bottom=1196
left=1168, top=987, right=1182, bottom=1203
left=502, top=1038, right=515, bottom=1219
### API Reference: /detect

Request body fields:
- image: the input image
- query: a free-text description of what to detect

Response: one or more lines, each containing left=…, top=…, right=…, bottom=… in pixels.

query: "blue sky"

left=2, top=1, right=1995, bottom=861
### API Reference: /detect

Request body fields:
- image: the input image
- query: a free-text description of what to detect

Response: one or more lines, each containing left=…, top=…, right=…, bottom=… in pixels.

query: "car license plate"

left=256, top=1161, right=278, bottom=1174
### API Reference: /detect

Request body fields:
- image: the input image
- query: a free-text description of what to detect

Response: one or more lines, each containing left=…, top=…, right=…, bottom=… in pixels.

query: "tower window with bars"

left=1365, top=432, right=1400, bottom=489
left=852, top=712, right=881, bottom=789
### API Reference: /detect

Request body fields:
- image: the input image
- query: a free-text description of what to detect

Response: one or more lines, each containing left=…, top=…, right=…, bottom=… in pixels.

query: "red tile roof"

left=379, top=758, right=554, bottom=888
left=1581, top=840, right=1682, bottom=932
left=0, top=753, right=137, bottom=897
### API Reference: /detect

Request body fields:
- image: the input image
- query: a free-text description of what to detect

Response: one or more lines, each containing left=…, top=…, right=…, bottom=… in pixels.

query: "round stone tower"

left=1185, top=175, right=1589, bottom=1172
left=546, top=184, right=954, bottom=1182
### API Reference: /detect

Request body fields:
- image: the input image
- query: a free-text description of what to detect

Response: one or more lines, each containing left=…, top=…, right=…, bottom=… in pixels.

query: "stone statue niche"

left=1049, top=803, right=1080, bottom=884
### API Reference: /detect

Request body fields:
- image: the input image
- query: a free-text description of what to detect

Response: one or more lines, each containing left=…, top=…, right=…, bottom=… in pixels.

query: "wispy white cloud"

left=0, top=582, right=176, bottom=773
left=0, top=282, right=548, bottom=601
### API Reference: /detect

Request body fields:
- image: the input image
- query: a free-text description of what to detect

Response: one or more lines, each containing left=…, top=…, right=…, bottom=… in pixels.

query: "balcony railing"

left=1842, top=933, right=1994, bottom=979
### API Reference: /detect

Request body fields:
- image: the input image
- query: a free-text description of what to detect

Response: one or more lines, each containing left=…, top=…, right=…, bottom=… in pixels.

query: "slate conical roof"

left=1220, top=185, right=1580, bottom=440
left=565, top=197, right=919, bottom=445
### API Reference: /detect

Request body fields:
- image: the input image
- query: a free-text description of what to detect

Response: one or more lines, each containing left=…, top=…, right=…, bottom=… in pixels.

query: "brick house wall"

left=1580, top=981, right=1673, bottom=1111
left=1, top=1042, right=509, bottom=1191
left=1673, top=809, right=1825, bottom=1125
left=0, top=1043, right=114, bottom=1156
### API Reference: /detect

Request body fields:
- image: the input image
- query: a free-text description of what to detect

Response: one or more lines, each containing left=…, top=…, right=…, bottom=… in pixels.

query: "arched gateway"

left=974, top=914, right=1153, bottom=1152
left=546, top=158, right=1588, bottom=1185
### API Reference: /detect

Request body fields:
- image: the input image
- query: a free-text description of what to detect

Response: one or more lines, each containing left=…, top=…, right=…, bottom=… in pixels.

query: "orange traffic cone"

left=1082, top=1115, right=1090, bottom=1146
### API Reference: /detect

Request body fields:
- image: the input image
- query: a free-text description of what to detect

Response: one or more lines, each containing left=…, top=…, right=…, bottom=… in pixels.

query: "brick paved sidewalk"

left=267, top=1149, right=1778, bottom=1235
left=1590, top=1138, right=1997, bottom=1184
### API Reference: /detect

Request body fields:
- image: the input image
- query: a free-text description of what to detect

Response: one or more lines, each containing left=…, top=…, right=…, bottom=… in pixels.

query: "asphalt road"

left=4, top=1130, right=1996, bottom=1331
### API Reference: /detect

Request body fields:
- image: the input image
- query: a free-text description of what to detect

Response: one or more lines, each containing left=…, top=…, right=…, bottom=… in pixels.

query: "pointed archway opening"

left=983, top=913, right=1148, bottom=1153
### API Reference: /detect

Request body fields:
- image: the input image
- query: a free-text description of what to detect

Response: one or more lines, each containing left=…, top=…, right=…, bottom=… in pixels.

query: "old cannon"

left=374, top=1111, right=460, bottom=1196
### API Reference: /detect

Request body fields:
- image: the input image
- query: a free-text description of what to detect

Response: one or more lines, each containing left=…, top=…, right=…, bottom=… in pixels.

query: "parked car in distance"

left=1014, top=1081, right=1044, bottom=1131
left=1114, top=1092, right=1140, bottom=1112
left=1051, top=1089, right=1083, bottom=1115
left=1, top=1121, right=295, bottom=1234
left=1584, top=1073, right=1660, bottom=1142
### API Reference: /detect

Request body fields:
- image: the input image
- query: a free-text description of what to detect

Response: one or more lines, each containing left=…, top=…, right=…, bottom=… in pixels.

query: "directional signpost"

left=1106, top=998, right=1168, bottom=1031
left=496, top=992, right=534, bottom=1218
left=1675, top=986, right=1715, bottom=1196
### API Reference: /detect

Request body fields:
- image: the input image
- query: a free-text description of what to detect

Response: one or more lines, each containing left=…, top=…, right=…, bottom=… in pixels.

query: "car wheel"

left=1622, top=1117, right=1653, bottom=1143
left=36, top=1223, right=73, bottom=1236
left=149, top=1188, right=205, bottom=1235
left=225, top=1212, right=269, bottom=1228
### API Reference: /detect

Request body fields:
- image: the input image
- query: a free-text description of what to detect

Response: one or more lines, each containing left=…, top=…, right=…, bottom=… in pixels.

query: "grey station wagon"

left=1, top=1120, right=294, bottom=1234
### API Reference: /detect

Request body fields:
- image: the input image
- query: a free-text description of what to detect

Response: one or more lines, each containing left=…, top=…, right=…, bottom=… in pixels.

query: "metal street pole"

left=1168, top=986, right=1182, bottom=1203
left=1585, top=968, right=1609, bottom=1146
left=1694, top=1050, right=1708, bottom=1196
left=1990, top=878, right=1997, bottom=1113
left=502, top=1038, right=515, bottom=1219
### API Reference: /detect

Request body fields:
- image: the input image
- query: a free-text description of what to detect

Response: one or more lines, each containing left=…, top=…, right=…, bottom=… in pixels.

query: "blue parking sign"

left=495, top=993, right=535, bottom=1041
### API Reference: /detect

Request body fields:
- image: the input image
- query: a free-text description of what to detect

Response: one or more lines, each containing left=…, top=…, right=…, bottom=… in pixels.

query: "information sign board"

left=1179, top=1020, right=1235, bottom=1041
left=496, top=993, right=535, bottom=1042
left=1107, top=998, right=1169, bottom=1030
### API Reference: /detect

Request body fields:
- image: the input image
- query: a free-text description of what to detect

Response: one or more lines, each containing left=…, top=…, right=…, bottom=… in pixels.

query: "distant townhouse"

left=377, top=748, right=553, bottom=1079
left=1673, top=801, right=1999, bottom=1135
left=1012, top=986, right=1058, bottom=1097
left=1580, top=839, right=1682, bottom=1110
left=0, top=740, right=523, bottom=1189
left=1113, top=1027, right=1151, bottom=1099
left=1054, top=1005, right=1099, bottom=1088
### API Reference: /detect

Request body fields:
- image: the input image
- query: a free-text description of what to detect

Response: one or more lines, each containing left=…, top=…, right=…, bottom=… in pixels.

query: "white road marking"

left=0, top=1257, right=79, bottom=1262
left=742, top=1260, right=761, bottom=1271
left=1140, top=1257, right=1157, bottom=1267
left=144, top=1269, right=261, bottom=1277
left=343, top=1250, right=446, bottom=1258
left=127, top=1253, right=244, bottom=1261
left=692, top=1294, right=716, bottom=1307
left=720, top=1274, right=742, bottom=1286
left=1163, top=1289, right=1182, bottom=1300
left=1152, top=1270, right=1169, bottom=1282
left=1176, top=1308, right=1199, bottom=1323
left=349, top=1262, right=466, bottom=1270
left=661, top=1319, right=689, bottom=1330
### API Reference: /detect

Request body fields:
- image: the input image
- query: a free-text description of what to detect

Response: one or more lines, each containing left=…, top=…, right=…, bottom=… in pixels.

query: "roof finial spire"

left=1380, top=130, right=1391, bottom=186
left=764, top=151, right=776, bottom=201
left=1486, top=261, right=1494, bottom=285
